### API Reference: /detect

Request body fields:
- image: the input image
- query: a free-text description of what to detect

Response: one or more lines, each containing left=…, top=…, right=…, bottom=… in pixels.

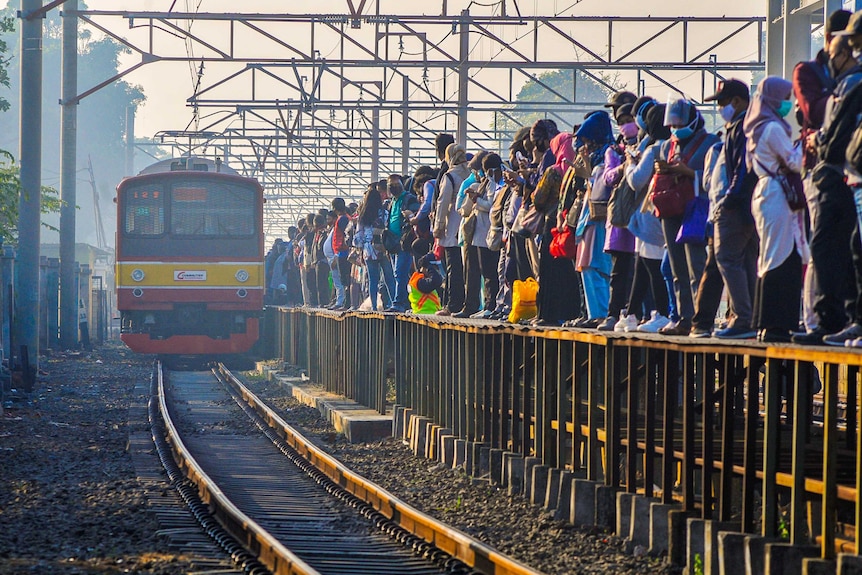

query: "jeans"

left=661, top=250, right=679, bottom=323
left=392, top=250, right=413, bottom=310
left=329, top=256, right=345, bottom=306
left=366, top=254, right=396, bottom=311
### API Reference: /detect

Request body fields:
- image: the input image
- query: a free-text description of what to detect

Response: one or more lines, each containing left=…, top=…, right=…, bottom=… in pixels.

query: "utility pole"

left=16, top=0, right=44, bottom=368
left=457, top=9, right=469, bottom=146
left=59, top=0, right=77, bottom=350
left=86, top=156, right=106, bottom=250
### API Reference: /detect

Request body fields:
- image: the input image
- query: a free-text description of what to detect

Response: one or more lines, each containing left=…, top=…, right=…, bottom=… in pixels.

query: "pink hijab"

left=743, top=76, right=792, bottom=150
left=549, top=132, right=575, bottom=177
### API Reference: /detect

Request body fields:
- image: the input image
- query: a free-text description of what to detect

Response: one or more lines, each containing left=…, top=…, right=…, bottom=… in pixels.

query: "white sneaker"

left=615, top=313, right=638, bottom=332
left=637, top=311, right=671, bottom=333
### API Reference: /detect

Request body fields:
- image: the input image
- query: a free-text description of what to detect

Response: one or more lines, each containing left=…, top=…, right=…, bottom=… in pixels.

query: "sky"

left=64, top=0, right=765, bottom=139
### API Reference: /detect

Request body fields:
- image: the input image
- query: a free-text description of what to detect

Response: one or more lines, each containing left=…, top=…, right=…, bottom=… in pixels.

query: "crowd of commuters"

left=264, top=8, right=862, bottom=346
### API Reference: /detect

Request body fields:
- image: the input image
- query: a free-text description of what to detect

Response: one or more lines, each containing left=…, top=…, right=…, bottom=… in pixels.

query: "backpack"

left=531, top=168, right=563, bottom=212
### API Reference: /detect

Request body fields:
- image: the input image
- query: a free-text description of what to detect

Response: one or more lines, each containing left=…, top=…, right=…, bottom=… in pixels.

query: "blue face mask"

left=478, top=170, right=485, bottom=179
left=671, top=126, right=694, bottom=140
left=777, top=99, right=792, bottom=118
left=635, top=114, right=647, bottom=131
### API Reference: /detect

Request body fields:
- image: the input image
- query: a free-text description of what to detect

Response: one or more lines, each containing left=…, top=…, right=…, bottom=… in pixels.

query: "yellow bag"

left=507, top=277, right=539, bottom=323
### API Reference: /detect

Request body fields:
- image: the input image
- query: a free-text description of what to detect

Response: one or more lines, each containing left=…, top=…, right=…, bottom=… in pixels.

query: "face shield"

left=663, top=97, right=694, bottom=127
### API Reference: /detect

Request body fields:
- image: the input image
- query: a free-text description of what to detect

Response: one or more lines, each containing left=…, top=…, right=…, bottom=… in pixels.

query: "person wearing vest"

left=408, top=253, right=443, bottom=314
left=386, top=174, right=421, bottom=312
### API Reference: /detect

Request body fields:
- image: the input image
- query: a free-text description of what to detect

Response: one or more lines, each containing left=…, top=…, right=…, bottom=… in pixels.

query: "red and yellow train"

left=115, top=157, right=264, bottom=355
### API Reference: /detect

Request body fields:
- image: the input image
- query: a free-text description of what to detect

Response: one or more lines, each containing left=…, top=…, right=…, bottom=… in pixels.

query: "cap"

left=705, top=79, right=750, bottom=102
left=614, top=103, right=634, bottom=122
left=603, top=90, right=637, bottom=110
left=835, top=9, right=862, bottom=37
left=826, top=9, right=852, bottom=36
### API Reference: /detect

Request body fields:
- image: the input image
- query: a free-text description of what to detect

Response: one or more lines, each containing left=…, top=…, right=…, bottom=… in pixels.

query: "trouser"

left=692, top=236, right=725, bottom=331
left=714, top=207, right=758, bottom=330
left=627, top=256, right=666, bottom=319
left=337, top=256, right=352, bottom=307
left=607, top=250, right=634, bottom=318
left=329, top=256, right=345, bottom=306
left=300, top=267, right=316, bottom=306
left=392, top=250, right=413, bottom=310
left=494, top=247, right=510, bottom=311
left=810, top=167, right=857, bottom=332
left=662, top=216, right=707, bottom=326
left=803, top=174, right=819, bottom=330
left=366, top=256, right=395, bottom=311
left=754, top=248, right=802, bottom=332
left=661, top=250, right=679, bottom=322
left=315, top=261, right=331, bottom=306
left=582, top=267, right=610, bottom=320
left=477, top=246, right=500, bottom=311
left=443, top=246, right=465, bottom=313
left=461, top=244, right=481, bottom=314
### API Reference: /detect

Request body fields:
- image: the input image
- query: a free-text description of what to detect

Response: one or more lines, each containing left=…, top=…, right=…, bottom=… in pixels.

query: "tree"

left=0, top=150, right=62, bottom=244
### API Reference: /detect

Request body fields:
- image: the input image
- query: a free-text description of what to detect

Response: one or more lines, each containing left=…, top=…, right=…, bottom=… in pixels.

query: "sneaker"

left=470, top=309, right=493, bottom=319
left=689, top=327, right=712, bottom=338
left=659, top=321, right=691, bottom=336
left=435, top=308, right=452, bottom=316
left=637, top=311, right=671, bottom=333
left=791, top=327, right=830, bottom=345
left=614, top=313, right=638, bottom=332
left=714, top=325, right=757, bottom=339
left=596, top=316, right=617, bottom=331
left=823, top=323, right=862, bottom=347
left=846, top=337, right=862, bottom=348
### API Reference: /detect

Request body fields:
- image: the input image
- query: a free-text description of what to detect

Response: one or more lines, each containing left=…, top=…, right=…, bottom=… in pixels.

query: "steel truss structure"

left=70, top=4, right=766, bottom=238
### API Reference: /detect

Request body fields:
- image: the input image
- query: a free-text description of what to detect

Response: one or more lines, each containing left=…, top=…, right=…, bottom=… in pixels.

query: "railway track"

left=152, top=361, right=544, bottom=575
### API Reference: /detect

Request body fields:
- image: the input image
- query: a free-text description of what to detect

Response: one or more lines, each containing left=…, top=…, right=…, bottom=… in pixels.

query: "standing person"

left=329, top=198, right=352, bottom=310
left=793, top=10, right=852, bottom=332
left=653, top=99, right=720, bottom=335
left=745, top=76, right=807, bottom=342
left=313, top=214, right=332, bottom=307
left=796, top=28, right=862, bottom=344
left=301, top=214, right=318, bottom=307
left=453, top=152, right=488, bottom=318
left=433, top=144, right=470, bottom=315
left=704, top=79, right=760, bottom=339
left=78, top=299, right=90, bottom=351
left=408, top=165, right=437, bottom=261
left=386, top=174, right=420, bottom=312
left=357, top=184, right=396, bottom=311
left=470, top=153, right=504, bottom=318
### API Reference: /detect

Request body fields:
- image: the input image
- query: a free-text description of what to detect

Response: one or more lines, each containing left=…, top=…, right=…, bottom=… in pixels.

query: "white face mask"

left=720, top=103, right=736, bottom=124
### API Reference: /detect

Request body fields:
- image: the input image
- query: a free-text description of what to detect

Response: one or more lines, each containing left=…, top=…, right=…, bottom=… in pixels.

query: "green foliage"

left=501, top=68, right=625, bottom=133
left=693, top=552, right=704, bottom=575
left=0, top=16, right=14, bottom=112
left=0, top=150, right=63, bottom=244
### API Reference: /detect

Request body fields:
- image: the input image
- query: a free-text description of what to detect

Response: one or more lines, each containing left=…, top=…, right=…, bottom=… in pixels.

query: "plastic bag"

left=508, top=277, right=539, bottom=323
left=675, top=196, right=709, bottom=244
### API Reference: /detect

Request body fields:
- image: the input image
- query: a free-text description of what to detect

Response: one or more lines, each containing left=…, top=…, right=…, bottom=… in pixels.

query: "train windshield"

left=170, top=179, right=256, bottom=237
left=124, top=187, right=165, bottom=236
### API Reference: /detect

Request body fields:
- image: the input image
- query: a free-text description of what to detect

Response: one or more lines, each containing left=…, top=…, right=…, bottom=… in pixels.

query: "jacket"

left=433, top=162, right=470, bottom=247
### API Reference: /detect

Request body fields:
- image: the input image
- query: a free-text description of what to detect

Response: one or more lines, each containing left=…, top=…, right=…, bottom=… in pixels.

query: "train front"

left=115, top=158, right=264, bottom=355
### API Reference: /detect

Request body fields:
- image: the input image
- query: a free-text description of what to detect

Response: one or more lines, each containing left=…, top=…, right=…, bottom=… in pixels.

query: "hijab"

left=445, top=143, right=468, bottom=167
left=645, top=104, right=672, bottom=141
left=743, top=76, right=792, bottom=147
left=549, top=132, right=575, bottom=177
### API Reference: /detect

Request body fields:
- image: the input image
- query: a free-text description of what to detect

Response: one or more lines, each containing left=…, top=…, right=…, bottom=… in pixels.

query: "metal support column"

left=16, top=0, right=44, bottom=368
left=59, top=0, right=77, bottom=349
left=401, top=75, right=409, bottom=177
left=371, top=107, right=380, bottom=182
left=456, top=9, right=469, bottom=146
left=766, top=0, right=785, bottom=78
left=783, top=2, right=812, bottom=82
left=125, top=105, right=135, bottom=176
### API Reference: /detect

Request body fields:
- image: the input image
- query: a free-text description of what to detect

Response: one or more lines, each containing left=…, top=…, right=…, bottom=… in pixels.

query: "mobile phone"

left=515, top=151, right=526, bottom=164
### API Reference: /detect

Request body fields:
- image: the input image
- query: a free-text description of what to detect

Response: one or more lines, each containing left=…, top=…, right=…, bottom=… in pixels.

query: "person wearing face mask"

left=744, top=77, right=806, bottom=343
left=702, top=79, right=759, bottom=339
left=433, top=143, right=470, bottom=316
left=652, top=99, right=721, bottom=336
left=795, top=28, right=862, bottom=345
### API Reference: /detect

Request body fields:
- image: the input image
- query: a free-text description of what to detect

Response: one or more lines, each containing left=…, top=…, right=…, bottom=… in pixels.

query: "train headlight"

left=236, top=288, right=248, bottom=298
left=235, top=269, right=249, bottom=283
left=131, top=268, right=145, bottom=282
left=132, top=288, right=144, bottom=298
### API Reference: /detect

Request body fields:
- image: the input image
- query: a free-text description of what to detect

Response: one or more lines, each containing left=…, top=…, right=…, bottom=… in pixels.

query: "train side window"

left=124, top=188, right=165, bottom=236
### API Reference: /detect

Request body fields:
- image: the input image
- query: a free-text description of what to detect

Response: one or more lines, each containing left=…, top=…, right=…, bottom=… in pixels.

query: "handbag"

left=462, top=211, right=477, bottom=245
left=588, top=199, right=608, bottom=222
left=486, top=225, right=504, bottom=251
left=532, top=168, right=563, bottom=212
left=756, top=159, right=806, bottom=211
left=607, top=178, right=638, bottom=228
left=675, top=196, right=710, bottom=244
left=511, top=203, right=544, bottom=238
left=549, top=211, right=578, bottom=259
left=649, top=134, right=707, bottom=219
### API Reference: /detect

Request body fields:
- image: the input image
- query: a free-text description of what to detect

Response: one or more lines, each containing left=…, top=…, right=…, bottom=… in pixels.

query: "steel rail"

left=155, top=362, right=323, bottom=575
left=215, top=363, right=545, bottom=575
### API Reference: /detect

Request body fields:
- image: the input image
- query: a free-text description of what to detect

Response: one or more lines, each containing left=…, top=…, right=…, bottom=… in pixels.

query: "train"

left=115, top=156, right=265, bottom=355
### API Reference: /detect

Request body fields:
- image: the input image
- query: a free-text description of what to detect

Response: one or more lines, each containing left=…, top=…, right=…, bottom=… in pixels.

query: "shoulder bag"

left=755, top=159, right=806, bottom=212
left=649, top=133, right=707, bottom=219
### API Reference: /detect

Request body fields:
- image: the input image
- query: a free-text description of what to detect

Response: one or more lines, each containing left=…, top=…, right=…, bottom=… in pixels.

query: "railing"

left=268, top=307, right=862, bottom=561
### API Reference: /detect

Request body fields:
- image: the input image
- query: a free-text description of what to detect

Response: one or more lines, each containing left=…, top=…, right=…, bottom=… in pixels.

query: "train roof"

left=137, top=156, right=240, bottom=176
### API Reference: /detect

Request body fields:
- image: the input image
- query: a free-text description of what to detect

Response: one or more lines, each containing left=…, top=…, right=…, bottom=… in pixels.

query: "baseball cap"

left=604, top=90, right=637, bottom=110
left=835, top=10, right=862, bottom=37
left=826, top=9, right=852, bottom=36
left=705, top=79, right=750, bottom=102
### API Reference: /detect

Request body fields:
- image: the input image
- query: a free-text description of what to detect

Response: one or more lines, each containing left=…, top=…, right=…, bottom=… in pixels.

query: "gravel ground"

left=0, top=345, right=213, bottom=575
left=243, top=367, right=676, bottom=575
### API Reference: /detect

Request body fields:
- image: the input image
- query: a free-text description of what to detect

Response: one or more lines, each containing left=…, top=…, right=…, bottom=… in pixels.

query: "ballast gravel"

left=244, top=370, right=675, bottom=575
